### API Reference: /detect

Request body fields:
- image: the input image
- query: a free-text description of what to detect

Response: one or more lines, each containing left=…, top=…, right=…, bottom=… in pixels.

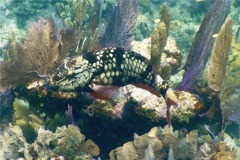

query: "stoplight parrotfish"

left=46, top=48, right=169, bottom=100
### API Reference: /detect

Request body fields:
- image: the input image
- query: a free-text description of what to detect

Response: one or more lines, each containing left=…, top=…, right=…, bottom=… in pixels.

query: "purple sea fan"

left=99, top=0, right=138, bottom=49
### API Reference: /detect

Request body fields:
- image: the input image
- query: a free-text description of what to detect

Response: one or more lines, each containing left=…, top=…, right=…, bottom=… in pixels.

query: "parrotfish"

left=46, top=47, right=176, bottom=126
left=46, top=48, right=169, bottom=100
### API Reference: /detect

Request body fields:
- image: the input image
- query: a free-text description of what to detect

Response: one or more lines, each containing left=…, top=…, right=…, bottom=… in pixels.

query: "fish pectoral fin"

left=89, top=83, right=120, bottom=100
left=90, top=91, right=111, bottom=100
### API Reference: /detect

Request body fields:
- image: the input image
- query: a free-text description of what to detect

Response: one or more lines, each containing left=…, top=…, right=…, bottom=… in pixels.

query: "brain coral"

left=109, top=125, right=238, bottom=159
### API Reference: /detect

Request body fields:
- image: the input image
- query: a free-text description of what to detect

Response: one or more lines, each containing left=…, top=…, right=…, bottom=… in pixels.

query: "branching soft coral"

left=0, top=18, right=78, bottom=90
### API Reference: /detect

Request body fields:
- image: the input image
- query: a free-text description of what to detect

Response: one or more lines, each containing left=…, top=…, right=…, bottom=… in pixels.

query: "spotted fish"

left=46, top=48, right=169, bottom=100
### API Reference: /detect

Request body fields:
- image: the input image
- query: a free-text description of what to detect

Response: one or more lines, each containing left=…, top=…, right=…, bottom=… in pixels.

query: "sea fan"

left=0, top=18, right=78, bottom=90
left=99, top=0, right=138, bottom=49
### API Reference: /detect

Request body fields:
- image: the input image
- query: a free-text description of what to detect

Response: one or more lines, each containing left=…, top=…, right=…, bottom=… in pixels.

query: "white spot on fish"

left=106, top=71, right=111, bottom=77
left=133, top=61, right=137, bottom=66
left=108, top=64, right=112, bottom=70
left=123, top=54, right=126, bottom=58
left=109, top=77, right=113, bottom=84
left=103, top=77, right=108, bottom=84
left=126, top=58, right=129, bottom=64
left=130, top=60, right=134, bottom=66
left=100, top=73, right=105, bottom=79
left=116, top=71, right=119, bottom=76
left=97, top=56, right=100, bottom=60
left=121, top=64, right=124, bottom=69
left=104, top=65, right=108, bottom=70
left=110, top=53, right=113, bottom=57
left=110, top=49, right=114, bottom=53
left=111, top=71, right=115, bottom=76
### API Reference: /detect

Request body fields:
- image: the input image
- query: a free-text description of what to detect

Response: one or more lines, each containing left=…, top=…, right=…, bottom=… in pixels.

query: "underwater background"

left=0, top=0, right=240, bottom=159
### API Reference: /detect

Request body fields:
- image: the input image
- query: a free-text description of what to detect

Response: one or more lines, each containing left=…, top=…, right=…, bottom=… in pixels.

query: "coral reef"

left=0, top=125, right=100, bottom=159
left=109, top=125, right=239, bottom=160
left=162, top=37, right=182, bottom=72
left=131, top=36, right=182, bottom=78
left=0, top=125, right=31, bottom=160
left=0, top=88, right=14, bottom=119
left=85, top=86, right=204, bottom=124
left=170, top=91, right=204, bottom=123
left=221, top=87, right=240, bottom=126
left=55, top=0, right=101, bottom=55
left=0, top=0, right=240, bottom=159
left=179, top=0, right=232, bottom=91
left=13, top=98, right=45, bottom=142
